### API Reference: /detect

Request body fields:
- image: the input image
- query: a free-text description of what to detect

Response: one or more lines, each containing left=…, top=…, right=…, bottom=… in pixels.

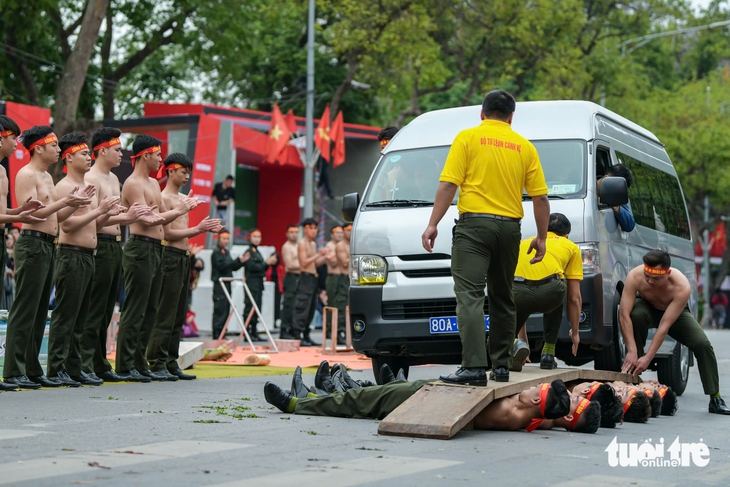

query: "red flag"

left=285, top=109, right=298, bottom=134
left=314, top=104, right=331, bottom=162
left=265, top=104, right=291, bottom=164
left=331, top=110, right=346, bottom=167
left=711, top=221, right=727, bottom=257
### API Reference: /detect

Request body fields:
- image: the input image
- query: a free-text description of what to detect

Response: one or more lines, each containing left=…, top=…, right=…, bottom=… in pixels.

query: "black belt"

left=58, top=243, right=96, bottom=256
left=129, top=234, right=165, bottom=246
left=514, top=274, right=562, bottom=286
left=97, top=233, right=122, bottom=242
left=459, top=212, right=521, bottom=222
left=20, top=230, right=58, bottom=244
left=301, top=271, right=318, bottom=278
left=165, top=246, right=191, bottom=256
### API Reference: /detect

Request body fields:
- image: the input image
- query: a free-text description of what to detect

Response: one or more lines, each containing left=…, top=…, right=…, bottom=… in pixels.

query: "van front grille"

left=382, top=298, right=488, bottom=320
left=401, top=268, right=451, bottom=278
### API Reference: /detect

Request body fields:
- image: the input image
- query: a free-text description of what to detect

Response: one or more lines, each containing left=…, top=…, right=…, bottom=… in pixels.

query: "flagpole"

left=303, top=0, right=315, bottom=219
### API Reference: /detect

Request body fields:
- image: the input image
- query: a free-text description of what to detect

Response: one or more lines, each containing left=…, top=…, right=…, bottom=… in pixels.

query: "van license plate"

left=429, top=316, right=490, bottom=334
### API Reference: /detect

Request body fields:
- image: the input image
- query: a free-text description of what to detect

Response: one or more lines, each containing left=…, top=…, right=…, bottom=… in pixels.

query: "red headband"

left=623, top=389, right=638, bottom=416
left=525, top=383, right=552, bottom=432
left=569, top=398, right=592, bottom=430
left=0, top=130, right=14, bottom=137
left=380, top=138, right=389, bottom=148
left=658, top=386, right=668, bottom=399
left=130, top=145, right=161, bottom=167
left=91, top=137, right=121, bottom=160
left=586, top=382, right=602, bottom=400
left=28, top=134, right=58, bottom=152
left=156, top=162, right=184, bottom=179
left=644, top=264, right=668, bottom=276
left=61, top=143, right=89, bottom=173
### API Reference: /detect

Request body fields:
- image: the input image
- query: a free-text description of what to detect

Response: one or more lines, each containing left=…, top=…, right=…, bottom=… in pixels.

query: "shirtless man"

left=264, top=372, right=600, bottom=433
left=0, top=117, right=47, bottom=392
left=147, top=153, right=221, bottom=380
left=47, top=133, right=123, bottom=387
left=2, top=125, right=93, bottom=389
left=279, top=224, right=300, bottom=339
left=620, top=249, right=730, bottom=415
left=82, top=127, right=161, bottom=383
left=115, top=135, right=198, bottom=382
left=333, top=223, right=352, bottom=341
left=291, top=218, right=328, bottom=346
left=324, top=225, right=345, bottom=337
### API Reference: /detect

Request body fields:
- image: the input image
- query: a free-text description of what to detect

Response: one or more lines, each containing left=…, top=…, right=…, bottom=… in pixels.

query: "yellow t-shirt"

left=439, top=119, right=548, bottom=218
left=515, top=232, right=583, bottom=281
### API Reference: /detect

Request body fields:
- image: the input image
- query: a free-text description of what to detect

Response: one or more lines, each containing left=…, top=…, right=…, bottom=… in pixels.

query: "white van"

left=342, top=100, right=697, bottom=392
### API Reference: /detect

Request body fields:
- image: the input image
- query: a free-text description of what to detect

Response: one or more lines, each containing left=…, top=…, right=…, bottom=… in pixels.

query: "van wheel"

left=371, top=356, right=410, bottom=385
left=656, top=342, right=690, bottom=396
left=593, top=302, right=626, bottom=372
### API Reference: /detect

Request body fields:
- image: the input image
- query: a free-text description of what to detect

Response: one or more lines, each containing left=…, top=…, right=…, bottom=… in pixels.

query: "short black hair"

left=660, top=388, right=678, bottom=416
left=59, top=133, right=88, bottom=164
left=623, top=391, right=652, bottom=423
left=544, top=380, right=571, bottom=419
left=643, top=249, right=671, bottom=269
left=548, top=213, right=571, bottom=236
left=286, top=224, right=299, bottom=231
left=132, top=134, right=162, bottom=156
left=330, top=225, right=343, bottom=233
left=91, top=127, right=122, bottom=159
left=571, top=401, right=601, bottom=434
left=590, top=383, right=624, bottom=428
left=163, top=152, right=193, bottom=170
left=378, top=126, right=399, bottom=142
left=0, top=115, right=20, bottom=136
left=20, top=125, right=54, bottom=155
left=225, top=175, right=234, bottom=181
left=0, top=120, right=3, bottom=132
left=605, top=163, right=634, bottom=188
left=646, top=389, right=662, bottom=418
left=482, top=90, right=516, bottom=120
left=301, top=217, right=318, bottom=227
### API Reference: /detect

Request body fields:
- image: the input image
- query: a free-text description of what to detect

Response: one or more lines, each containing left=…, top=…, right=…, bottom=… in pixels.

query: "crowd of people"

left=0, top=117, right=223, bottom=392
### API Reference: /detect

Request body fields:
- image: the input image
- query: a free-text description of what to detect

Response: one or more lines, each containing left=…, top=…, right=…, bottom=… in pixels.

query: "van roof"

left=385, top=100, right=661, bottom=151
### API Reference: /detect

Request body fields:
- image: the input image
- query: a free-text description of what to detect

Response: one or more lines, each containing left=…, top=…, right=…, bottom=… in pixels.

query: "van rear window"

left=365, top=141, right=586, bottom=205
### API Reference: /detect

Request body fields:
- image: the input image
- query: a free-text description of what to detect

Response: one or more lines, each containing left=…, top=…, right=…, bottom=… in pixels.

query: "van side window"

left=596, top=147, right=611, bottom=179
left=615, top=151, right=691, bottom=239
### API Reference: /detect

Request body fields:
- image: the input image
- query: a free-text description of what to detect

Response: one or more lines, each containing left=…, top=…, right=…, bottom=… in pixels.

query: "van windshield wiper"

left=367, top=199, right=433, bottom=207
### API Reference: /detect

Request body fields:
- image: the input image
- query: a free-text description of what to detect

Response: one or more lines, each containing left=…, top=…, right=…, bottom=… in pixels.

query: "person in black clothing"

left=242, top=228, right=277, bottom=340
left=210, top=230, right=247, bottom=339
left=212, top=175, right=235, bottom=221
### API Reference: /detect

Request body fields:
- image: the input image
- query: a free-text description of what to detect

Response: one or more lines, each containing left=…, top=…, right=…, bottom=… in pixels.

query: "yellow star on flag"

left=270, top=123, right=283, bottom=140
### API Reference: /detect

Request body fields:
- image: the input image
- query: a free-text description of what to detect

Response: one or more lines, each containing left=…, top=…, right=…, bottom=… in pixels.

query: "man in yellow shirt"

left=513, top=213, right=583, bottom=370
left=422, top=90, right=550, bottom=386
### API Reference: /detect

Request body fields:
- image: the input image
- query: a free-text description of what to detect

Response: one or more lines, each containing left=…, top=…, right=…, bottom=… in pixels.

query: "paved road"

left=2, top=330, right=730, bottom=486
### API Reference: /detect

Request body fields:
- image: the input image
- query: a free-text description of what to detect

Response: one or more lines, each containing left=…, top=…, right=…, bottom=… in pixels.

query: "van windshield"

left=365, top=140, right=586, bottom=205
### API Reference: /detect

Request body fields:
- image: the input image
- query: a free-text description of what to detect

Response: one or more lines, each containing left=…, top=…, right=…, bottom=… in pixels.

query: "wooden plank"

left=178, top=341, right=204, bottom=370
left=579, top=369, right=640, bottom=383
left=378, top=383, right=494, bottom=440
left=491, top=366, right=582, bottom=399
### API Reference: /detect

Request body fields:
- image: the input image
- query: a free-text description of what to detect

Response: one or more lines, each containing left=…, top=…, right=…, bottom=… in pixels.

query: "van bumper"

left=349, top=286, right=463, bottom=365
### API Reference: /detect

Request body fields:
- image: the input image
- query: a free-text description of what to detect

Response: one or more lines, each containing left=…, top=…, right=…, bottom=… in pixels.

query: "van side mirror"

left=342, top=192, right=360, bottom=222
left=599, top=176, right=629, bottom=207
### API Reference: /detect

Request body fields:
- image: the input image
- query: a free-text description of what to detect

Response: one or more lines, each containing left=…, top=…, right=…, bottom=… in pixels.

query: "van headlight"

left=350, top=255, right=387, bottom=285
left=579, top=243, right=600, bottom=274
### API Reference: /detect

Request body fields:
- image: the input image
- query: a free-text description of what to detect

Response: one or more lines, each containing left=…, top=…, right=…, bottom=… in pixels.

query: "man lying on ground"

left=263, top=362, right=601, bottom=434
left=609, top=379, right=677, bottom=417
left=606, top=382, right=652, bottom=423
left=570, top=381, right=624, bottom=428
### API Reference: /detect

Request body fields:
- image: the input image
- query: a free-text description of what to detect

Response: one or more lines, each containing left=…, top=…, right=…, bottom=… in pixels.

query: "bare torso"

left=0, top=166, right=8, bottom=216
left=56, top=175, right=98, bottom=248
left=298, top=238, right=318, bottom=274
left=336, top=238, right=350, bottom=274
left=87, top=168, right=121, bottom=236
left=162, top=189, right=188, bottom=250
left=122, top=174, right=164, bottom=239
left=16, top=165, right=59, bottom=235
left=282, top=241, right=299, bottom=273
left=325, top=241, right=340, bottom=275
left=628, top=266, right=689, bottom=311
left=472, top=394, right=535, bottom=431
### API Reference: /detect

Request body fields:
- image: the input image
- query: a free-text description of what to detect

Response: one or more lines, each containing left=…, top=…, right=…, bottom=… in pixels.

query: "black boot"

left=440, top=367, right=488, bottom=386
left=709, top=397, right=730, bottom=415
left=314, top=361, right=335, bottom=394
left=300, top=332, right=320, bottom=347
left=380, top=364, right=396, bottom=385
